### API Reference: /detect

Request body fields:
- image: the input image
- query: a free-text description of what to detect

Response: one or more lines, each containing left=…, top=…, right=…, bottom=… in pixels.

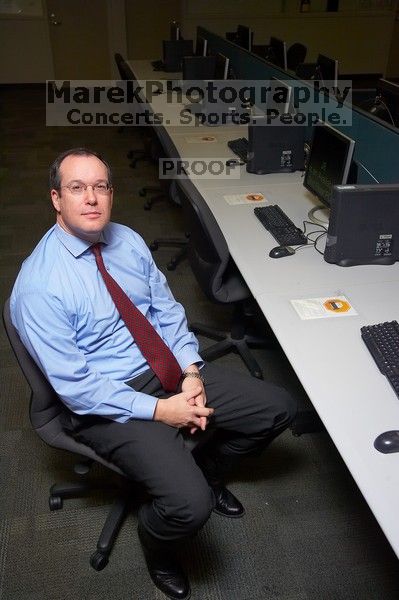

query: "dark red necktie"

left=91, top=243, right=182, bottom=392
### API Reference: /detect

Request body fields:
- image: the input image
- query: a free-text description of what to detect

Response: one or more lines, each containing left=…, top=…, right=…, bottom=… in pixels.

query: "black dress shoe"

left=138, top=527, right=191, bottom=600
left=212, top=485, right=245, bottom=518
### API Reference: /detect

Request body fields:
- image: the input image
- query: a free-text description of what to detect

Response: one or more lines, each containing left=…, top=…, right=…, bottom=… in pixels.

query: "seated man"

left=10, top=148, right=296, bottom=600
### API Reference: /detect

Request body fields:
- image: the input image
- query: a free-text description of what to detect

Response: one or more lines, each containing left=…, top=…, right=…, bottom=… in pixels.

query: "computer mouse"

left=269, top=246, right=295, bottom=259
left=374, top=430, right=399, bottom=453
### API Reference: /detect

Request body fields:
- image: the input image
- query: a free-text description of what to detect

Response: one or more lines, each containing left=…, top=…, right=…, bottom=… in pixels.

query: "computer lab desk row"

left=128, top=60, right=399, bottom=558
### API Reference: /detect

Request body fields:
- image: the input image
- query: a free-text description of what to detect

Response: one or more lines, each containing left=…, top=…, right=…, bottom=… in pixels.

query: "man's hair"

left=49, top=148, right=113, bottom=192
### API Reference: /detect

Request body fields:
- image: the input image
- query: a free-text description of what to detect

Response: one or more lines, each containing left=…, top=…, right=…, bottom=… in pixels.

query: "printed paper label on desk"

left=291, top=295, right=358, bottom=320
left=185, top=135, right=217, bottom=143
left=224, top=193, right=266, bottom=206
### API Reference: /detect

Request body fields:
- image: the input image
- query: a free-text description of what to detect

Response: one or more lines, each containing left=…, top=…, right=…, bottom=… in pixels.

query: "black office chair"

left=3, top=298, right=213, bottom=571
left=114, top=54, right=176, bottom=217
left=176, top=181, right=270, bottom=379
left=139, top=146, right=169, bottom=210
left=114, top=53, right=154, bottom=167
left=114, top=52, right=133, bottom=81
left=150, top=231, right=189, bottom=271
left=361, top=94, right=395, bottom=127
left=148, top=179, right=189, bottom=271
left=287, top=43, right=307, bottom=72
left=295, top=62, right=317, bottom=80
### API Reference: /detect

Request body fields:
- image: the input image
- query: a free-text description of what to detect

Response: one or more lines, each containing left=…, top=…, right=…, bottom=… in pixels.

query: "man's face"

left=51, top=154, right=113, bottom=242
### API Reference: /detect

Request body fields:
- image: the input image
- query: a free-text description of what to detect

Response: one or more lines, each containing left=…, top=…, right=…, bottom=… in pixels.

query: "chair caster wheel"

left=166, top=262, right=176, bottom=271
left=139, top=189, right=146, bottom=197
left=252, top=371, right=263, bottom=380
left=74, top=462, right=91, bottom=476
left=49, top=495, right=63, bottom=511
left=90, top=550, right=109, bottom=571
left=149, top=242, right=158, bottom=251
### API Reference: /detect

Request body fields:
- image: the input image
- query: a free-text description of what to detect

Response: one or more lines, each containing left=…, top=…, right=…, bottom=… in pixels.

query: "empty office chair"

left=361, top=94, right=395, bottom=127
left=176, top=181, right=270, bottom=379
left=139, top=179, right=165, bottom=208
left=114, top=53, right=153, bottom=167
left=287, top=43, right=307, bottom=72
left=138, top=138, right=169, bottom=209
left=114, top=52, right=133, bottom=81
left=295, top=62, right=317, bottom=80
left=150, top=231, right=189, bottom=271
left=3, top=298, right=213, bottom=571
left=114, top=53, right=172, bottom=212
left=147, top=179, right=189, bottom=271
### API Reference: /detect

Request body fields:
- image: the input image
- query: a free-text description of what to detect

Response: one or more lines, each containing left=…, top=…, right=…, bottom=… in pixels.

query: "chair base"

left=139, top=186, right=161, bottom=198
left=128, top=149, right=151, bottom=168
left=150, top=238, right=188, bottom=271
left=191, top=320, right=269, bottom=379
left=143, top=192, right=167, bottom=210
left=49, top=465, right=130, bottom=571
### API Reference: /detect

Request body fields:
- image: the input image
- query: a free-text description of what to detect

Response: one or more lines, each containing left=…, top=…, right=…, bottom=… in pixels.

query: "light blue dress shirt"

left=10, top=223, right=202, bottom=422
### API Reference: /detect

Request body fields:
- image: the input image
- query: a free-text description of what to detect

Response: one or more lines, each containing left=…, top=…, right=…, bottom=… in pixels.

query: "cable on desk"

left=295, top=220, right=328, bottom=255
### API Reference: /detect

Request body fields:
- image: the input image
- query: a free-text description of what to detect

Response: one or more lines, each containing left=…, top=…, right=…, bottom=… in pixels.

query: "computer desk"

left=129, top=60, right=399, bottom=557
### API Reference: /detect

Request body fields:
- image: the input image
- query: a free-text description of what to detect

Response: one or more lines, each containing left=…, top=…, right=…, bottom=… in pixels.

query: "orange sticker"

left=323, top=298, right=351, bottom=313
left=246, top=193, right=264, bottom=202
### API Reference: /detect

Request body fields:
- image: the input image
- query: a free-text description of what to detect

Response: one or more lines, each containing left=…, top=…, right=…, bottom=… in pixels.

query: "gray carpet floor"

left=0, top=86, right=398, bottom=600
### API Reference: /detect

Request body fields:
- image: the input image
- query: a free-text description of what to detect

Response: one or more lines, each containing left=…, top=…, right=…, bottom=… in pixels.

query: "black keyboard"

left=228, top=137, right=249, bottom=163
left=254, top=205, right=308, bottom=246
left=361, top=320, right=399, bottom=398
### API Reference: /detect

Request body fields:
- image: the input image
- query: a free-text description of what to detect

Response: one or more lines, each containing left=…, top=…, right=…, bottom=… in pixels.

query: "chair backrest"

left=2, top=298, right=124, bottom=472
left=3, top=298, right=62, bottom=437
left=287, top=43, right=307, bottom=71
left=114, top=52, right=133, bottom=80
left=176, top=180, right=250, bottom=305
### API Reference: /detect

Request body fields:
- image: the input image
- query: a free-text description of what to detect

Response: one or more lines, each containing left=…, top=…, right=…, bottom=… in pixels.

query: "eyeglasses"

left=61, top=181, right=112, bottom=195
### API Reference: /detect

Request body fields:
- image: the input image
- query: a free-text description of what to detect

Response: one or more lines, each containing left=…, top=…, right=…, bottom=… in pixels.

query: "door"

left=0, top=0, right=114, bottom=83
left=0, top=0, right=54, bottom=83
left=46, top=0, right=111, bottom=79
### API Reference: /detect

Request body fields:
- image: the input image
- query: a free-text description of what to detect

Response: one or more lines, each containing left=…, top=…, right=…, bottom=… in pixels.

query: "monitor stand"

left=308, top=205, right=330, bottom=226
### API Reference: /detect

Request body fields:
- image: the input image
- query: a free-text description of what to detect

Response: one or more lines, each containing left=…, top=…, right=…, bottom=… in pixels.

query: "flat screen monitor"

left=303, top=121, right=355, bottom=214
left=170, top=21, right=181, bottom=41
left=268, top=37, right=287, bottom=71
left=236, top=25, right=252, bottom=51
left=214, top=53, right=230, bottom=80
left=316, top=54, right=338, bottom=88
left=196, top=36, right=208, bottom=57
left=163, top=40, right=194, bottom=72
left=267, top=77, right=293, bottom=114
left=375, top=78, right=399, bottom=127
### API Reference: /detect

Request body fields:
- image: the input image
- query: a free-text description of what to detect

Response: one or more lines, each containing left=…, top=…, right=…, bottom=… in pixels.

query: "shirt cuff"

left=176, top=349, right=204, bottom=373
left=131, top=393, right=159, bottom=420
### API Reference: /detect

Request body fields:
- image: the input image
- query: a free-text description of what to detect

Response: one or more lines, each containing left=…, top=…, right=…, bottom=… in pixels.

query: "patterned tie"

left=91, top=243, right=182, bottom=392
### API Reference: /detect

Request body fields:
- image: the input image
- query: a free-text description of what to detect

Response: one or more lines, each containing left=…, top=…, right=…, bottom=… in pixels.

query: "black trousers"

left=68, top=362, right=296, bottom=543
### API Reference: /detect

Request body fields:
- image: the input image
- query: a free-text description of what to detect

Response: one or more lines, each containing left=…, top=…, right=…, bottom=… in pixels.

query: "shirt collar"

left=55, top=223, right=108, bottom=258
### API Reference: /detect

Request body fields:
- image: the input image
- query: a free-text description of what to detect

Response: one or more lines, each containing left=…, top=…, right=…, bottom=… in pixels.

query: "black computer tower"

left=163, top=40, right=194, bottom=72
left=325, top=184, right=399, bottom=266
left=246, top=118, right=305, bottom=174
left=182, top=56, right=217, bottom=80
left=188, top=80, right=252, bottom=127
